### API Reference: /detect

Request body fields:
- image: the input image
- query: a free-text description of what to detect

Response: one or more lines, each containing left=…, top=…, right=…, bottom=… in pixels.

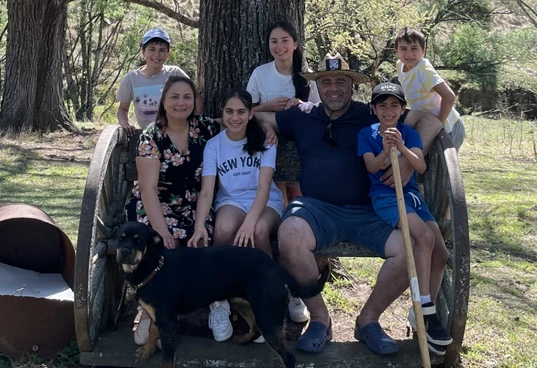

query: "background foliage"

left=0, top=0, right=536, bottom=122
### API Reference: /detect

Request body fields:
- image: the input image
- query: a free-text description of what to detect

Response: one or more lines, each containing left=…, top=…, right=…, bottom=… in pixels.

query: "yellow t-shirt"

left=396, top=58, right=460, bottom=133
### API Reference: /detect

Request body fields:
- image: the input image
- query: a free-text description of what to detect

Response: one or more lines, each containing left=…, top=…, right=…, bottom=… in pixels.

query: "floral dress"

left=125, top=115, right=220, bottom=243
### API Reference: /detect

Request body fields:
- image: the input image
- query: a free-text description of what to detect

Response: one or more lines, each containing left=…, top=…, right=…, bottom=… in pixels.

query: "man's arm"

left=403, top=109, right=442, bottom=155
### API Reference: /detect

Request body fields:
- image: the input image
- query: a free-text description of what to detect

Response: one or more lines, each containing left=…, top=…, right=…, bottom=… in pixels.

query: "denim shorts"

left=281, top=196, right=393, bottom=258
left=372, top=192, right=435, bottom=229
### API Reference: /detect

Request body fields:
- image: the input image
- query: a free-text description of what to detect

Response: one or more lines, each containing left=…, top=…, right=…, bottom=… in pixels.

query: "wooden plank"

left=81, top=330, right=445, bottom=368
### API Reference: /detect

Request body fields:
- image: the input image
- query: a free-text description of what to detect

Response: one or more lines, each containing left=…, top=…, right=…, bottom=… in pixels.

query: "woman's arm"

left=234, top=166, right=274, bottom=248
left=136, top=157, right=176, bottom=249
left=187, top=175, right=216, bottom=247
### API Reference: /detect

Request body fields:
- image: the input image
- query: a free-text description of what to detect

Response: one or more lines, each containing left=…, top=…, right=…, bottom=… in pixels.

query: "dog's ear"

left=146, top=226, right=164, bottom=247
left=153, top=234, right=162, bottom=246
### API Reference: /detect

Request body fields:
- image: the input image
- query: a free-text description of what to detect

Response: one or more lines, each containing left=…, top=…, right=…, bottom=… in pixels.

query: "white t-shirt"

left=202, top=130, right=284, bottom=215
left=246, top=61, right=320, bottom=104
left=116, top=65, right=188, bottom=129
left=397, top=58, right=460, bottom=133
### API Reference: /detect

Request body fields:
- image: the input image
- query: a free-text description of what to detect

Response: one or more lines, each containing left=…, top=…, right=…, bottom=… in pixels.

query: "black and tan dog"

left=115, top=221, right=329, bottom=368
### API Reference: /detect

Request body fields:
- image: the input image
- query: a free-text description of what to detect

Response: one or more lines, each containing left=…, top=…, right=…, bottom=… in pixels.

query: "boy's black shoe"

left=428, top=341, right=447, bottom=356
left=408, top=302, right=453, bottom=347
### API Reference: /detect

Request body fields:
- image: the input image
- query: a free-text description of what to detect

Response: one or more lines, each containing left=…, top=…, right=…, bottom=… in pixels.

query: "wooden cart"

left=74, top=125, right=469, bottom=367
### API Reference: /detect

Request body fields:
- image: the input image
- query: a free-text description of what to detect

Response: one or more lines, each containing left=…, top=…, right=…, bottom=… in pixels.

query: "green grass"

left=458, top=116, right=537, bottom=367
left=0, top=125, right=106, bottom=246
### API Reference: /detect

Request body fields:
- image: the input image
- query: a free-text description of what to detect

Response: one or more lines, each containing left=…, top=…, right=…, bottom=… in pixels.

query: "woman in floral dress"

left=125, top=76, right=220, bottom=248
left=124, top=75, right=220, bottom=345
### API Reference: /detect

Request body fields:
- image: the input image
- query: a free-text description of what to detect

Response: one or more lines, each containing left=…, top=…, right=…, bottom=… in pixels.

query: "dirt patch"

left=0, top=126, right=101, bottom=163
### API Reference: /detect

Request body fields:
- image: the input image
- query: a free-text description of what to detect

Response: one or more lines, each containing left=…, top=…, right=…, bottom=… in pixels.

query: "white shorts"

left=215, top=200, right=283, bottom=218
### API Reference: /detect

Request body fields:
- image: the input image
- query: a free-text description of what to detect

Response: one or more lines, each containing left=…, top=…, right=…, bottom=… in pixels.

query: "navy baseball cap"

left=371, top=82, right=406, bottom=104
left=142, top=28, right=171, bottom=46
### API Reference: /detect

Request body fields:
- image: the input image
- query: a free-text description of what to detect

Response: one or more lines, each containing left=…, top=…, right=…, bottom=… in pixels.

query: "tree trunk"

left=198, top=0, right=305, bottom=117
left=0, top=0, right=77, bottom=134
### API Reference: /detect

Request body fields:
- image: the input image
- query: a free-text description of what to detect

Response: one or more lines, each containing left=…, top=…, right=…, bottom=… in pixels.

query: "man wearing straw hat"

left=258, top=53, right=445, bottom=355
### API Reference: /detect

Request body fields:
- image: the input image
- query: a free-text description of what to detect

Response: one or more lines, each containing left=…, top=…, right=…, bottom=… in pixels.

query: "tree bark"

left=198, top=0, right=305, bottom=117
left=0, top=0, right=78, bottom=134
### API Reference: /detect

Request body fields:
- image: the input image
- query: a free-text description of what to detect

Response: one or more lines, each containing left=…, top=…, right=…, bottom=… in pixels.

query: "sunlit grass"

left=459, top=116, right=537, bottom=367
left=0, top=130, right=93, bottom=246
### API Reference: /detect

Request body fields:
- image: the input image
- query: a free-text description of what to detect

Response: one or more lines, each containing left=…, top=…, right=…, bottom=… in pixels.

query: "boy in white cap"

left=116, top=28, right=190, bottom=135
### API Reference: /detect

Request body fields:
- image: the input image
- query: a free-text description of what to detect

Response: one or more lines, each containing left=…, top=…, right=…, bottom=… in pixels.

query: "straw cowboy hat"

left=301, top=53, right=370, bottom=84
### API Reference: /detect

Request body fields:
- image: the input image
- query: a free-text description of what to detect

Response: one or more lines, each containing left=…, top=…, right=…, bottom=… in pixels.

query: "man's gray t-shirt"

left=116, top=65, right=188, bottom=129
left=202, top=130, right=283, bottom=216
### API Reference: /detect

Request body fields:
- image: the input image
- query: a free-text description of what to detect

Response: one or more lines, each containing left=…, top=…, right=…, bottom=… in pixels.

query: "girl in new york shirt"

left=188, top=89, right=283, bottom=254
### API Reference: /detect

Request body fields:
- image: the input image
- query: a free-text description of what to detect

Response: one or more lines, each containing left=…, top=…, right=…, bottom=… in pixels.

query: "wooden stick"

left=390, top=147, right=431, bottom=368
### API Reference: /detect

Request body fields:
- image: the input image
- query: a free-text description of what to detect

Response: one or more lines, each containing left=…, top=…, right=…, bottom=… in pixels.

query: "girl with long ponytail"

left=246, top=20, right=318, bottom=327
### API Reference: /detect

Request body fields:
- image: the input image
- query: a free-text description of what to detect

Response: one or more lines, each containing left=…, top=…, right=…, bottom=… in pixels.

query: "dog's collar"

left=137, top=255, right=164, bottom=288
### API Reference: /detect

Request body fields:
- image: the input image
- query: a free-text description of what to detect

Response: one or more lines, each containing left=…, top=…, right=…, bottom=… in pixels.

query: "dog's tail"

left=284, top=264, right=330, bottom=299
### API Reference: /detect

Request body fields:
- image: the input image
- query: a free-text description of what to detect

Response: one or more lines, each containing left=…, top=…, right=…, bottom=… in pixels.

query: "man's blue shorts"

left=281, top=196, right=393, bottom=258
left=372, top=192, right=435, bottom=229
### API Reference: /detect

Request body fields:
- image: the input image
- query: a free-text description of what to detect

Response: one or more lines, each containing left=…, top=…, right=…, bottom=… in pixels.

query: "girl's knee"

left=254, top=221, right=272, bottom=240
left=213, top=223, right=236, bottom=244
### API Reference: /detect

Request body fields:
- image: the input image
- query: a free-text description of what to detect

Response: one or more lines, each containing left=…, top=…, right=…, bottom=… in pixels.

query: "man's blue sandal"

left=296, top=320, right=332, bottom=353
left=354, top=321, right=399, bottom=355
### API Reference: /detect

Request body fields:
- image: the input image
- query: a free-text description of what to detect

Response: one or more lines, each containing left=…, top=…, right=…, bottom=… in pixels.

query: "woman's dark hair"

left=267, top=21, right=310, bottom=102
left=221, top=89, right=267, bottom=156
left=156, top=76, right=197, bottom=128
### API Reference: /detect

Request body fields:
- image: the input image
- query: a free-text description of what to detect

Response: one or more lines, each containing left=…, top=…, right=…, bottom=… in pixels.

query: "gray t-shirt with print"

left=116, top=65, right=188, bottom=129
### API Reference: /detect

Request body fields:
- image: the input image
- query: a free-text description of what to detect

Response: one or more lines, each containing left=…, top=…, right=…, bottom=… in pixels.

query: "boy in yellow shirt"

left=395, top=27, right=465, bottom=150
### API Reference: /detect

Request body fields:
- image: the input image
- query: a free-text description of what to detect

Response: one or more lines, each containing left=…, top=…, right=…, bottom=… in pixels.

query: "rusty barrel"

left=0, top=204, right=76, bottom=360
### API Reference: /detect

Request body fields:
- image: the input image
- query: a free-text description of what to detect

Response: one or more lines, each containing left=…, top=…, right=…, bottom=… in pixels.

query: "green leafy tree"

left=439, top=24, right=537, bottom=73
left=420, top=0, right=494, bottom=32
left=64, top=0, right=154, bottom=121
left=305, top=0, right=427, bottom=79
left=304, top=0, right=500, bottom=80
left=505, top=0, right=537, bottom=28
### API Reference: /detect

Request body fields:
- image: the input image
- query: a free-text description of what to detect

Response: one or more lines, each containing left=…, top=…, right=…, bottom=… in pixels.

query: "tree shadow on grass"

left=0, top=142, right=89, bottom=220
left=472, top=241, right=537, bottom=263
left=470, top=272, right=537, bottom=316
left=0, top=141, right=90, bottom=169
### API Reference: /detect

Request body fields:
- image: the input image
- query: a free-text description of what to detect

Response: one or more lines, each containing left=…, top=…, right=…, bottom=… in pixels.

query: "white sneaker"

left=253, top=335, right=265, bottom=343
left=134, top=316, right=161, bottom=349
left=209, top=300, right=233, bottom=342
left=288, top=296, right=309, bottom=323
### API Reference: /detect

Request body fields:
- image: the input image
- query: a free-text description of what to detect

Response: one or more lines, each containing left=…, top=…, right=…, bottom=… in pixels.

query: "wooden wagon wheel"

left=74, top=125, right=130, bottom=352
left=422, top=131, right=470, bottom=367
